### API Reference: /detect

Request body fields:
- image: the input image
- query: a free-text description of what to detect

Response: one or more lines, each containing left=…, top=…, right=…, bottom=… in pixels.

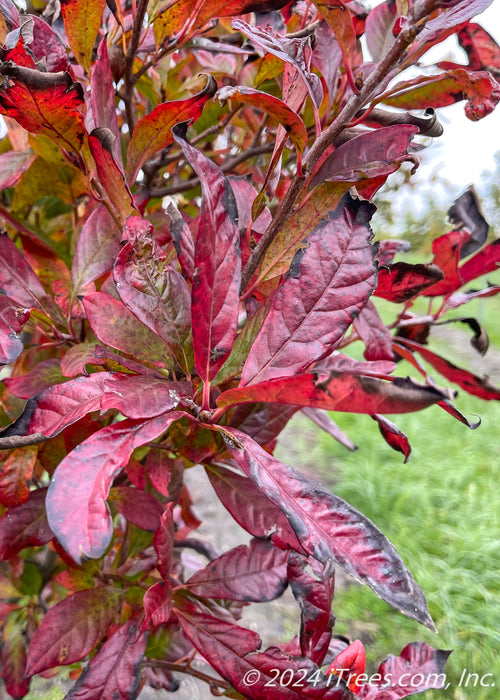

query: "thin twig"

left=123, top=0, right=149, bottom=133
left=142, top=659, right=230, bottom=690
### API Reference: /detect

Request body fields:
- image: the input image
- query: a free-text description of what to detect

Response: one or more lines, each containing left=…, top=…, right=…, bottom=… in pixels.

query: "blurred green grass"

left=276, top=334, right=500, bottom=700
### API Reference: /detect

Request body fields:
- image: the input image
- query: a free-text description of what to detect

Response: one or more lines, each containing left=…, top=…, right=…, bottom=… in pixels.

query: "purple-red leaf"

left=4, top=358, right=64, bottom=398
left=0, top=489, right=52, bottom=560
left=153, top=504, right=175, bottom=579
left=302, top=408, right=357, bottom=452
left=0, top=148, right=35, bottom=189
left=372, top=414, right=411, bottom=463
left=126, top=75, right=217, bottom=181
left=83, top=291, right=174, bottom=369
left=365, top=0, right=397, bottom=61
left=218, top=372, right=452, bottom=415
left=205, top=463, right=304, bottom=553
left=358, top=642, right=451, bottom=699
left=89, top=39, right=122, bottom=165
left=186, top=538, right=289, bottom=602
left=89, top=128, right=136, bottom=224
left=374, top=262, right=444, bottom=302
left=241, top=194, right=377, bottom=385
left=109, top=486, right=164, bottom=531
left=354, top=300, right=394, bottom=361
left=100, top=375, right=190, bottom=419
left=311, top=125, right=418, bottom=188
left=288, top=553, right=334, bottom=666
left=0, top=295, right=29, bottom=365
left=114, top=231, right=192, bottom=374
left=221, top=429, right=436, bottom=629
left=64, top=617, right=147, bottom=700
left=46, top=412, right=185, bottom=563
left=173, top=127, right=241, bottom=389
left=143, top=581, right=172, bottom=628
left=72, top=205, right=122, bottom=293
left=25, top=587, right=121, bottom=676
left=0, top=231, right=47, bottom=308
left=229, top=403, right=299, bottom=448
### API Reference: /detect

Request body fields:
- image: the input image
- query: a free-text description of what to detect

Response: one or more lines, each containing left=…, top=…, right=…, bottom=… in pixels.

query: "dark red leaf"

left=417, top=0, right=496, bottom=46
left=365, top=0, right=397, bottom=61
left=372, top=415, right=411, bottom=463
left=26, top=587, right=122, bottom=677
left=0, top=489, right=52, bottom=560
left=0, top=445, right=38, bottom=506
left=358, top=642, right=451, bottom=699
left=380, top=69, right=500, bottom=121
left=0, top=148, right=36, bottom=189
left=90, top=39, right=122, bottom=166
left=458, top=238, right=500, bottom=285
left=302, top=408, right=357, bottom=452
left=288, top=553, right=334, bottom=665
left=165, top=202, right=195, bottom=282
left=1, top=611, right=30, bottom=699
left=147, top=452, right=184, bottom=501
left=228, top=403, right=299, bottom=448
left=153, top=504, right=176, bottom=579
left=0, top=65, right=86, bottom=152
left=83, top=291, right=174, bottom=369
left=315, top=0, right=357, bottom=92
left=4, top=358, right=64, bottom=398
left=313, top=353, right=396, bottom=377
left=46, top=412, right=185, bottom=563
left=221, top=429, right=436, bottom=630
left=353, top=300, right=394, bottom=361
left=437, top=399, right=481, bottom=429
left=0, top=231, right=47, bottom=308
left=241, top=194, right=377, bottom=385
left=374, top=262, right=444, bottom=302
left=218, top=372, right=452, bottom=415
left=109, top=486, right=164, bottom=531
left=126, top=75, right=217, bottom=181
left=64, top=617, right=147, bottom=700
left=0, top=295, right=29, bottom=365
left=205, top=464, right=304, bottom=553
left=377, top=239, right=412, bottom=267
left=173, top=126, right=241, bottom=389
left=100, top=375, right=190, bottom=419
left=60, top=0, right=106, bottom=71
left=72, top=206, right=121, bottom=293
left=395, top=338, right=500, bottom=400
left=422, top=230, right=470, bottom=296
left=113, top=230, right=192, bottom=374
left=143, top=580, right=173, bottom=628
left=89, top=128, right=136, bottom=225
left=458, top=22, right=500, bottom=71
left=186, top=538, right=289, bottom=602
left=449, top=186, right=489, bottom=258
left=311, top=125, right=418, bottom=188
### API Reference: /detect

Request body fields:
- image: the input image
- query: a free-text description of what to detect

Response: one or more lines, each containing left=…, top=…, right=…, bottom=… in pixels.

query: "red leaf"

left=0, top=231, right=47, bottom=309
left=4, top=358, right=64, bottom=399
left=353, top=300, right=394, bottom=362
left=89, top=128, right=136, bottom=224
left=72, top=205, right=122, bottom=293
left=89, top=39, right=122, bottom=165
left=186, top=538, right=289, bottom=602
left=23, top=14, right=71, bottom=72
left=395, top=338, right=500, bottom=401
left=100, top=375, right=190, bottom=419
left=229, top=403, right=299, bottom=447
left=46, top=412, right=185, bottom=563
left=166, top=202, right=195, bottom=282
left=288, top=553, right=335, bottom=665
left=358, top=642, right=451, bottom=699
left=60, top=0, right=106, bottom=71
left=25, top=587, right=122, bottom=676
left=422, top=230, right=470, bottom=296
left=205, top=463, right=304, bottom=552
left=126, top=75, right=217, bottom=182
left=109, top=486, right=164, bottom=531
left=0, top=295, right=29, bottom=365
left=113, top=231, right=192, bottom=374
left=83, top=291, right=174, bottom=369
left=0, top=445, right=38, bottom=507
left=218, top=373, right=452, bottom=415
left=374, top=262, right=444, bottom=302
left=417, top=0, right=496, bottom=46
left=0, top=489, right=52, bottom=560
left=307, top=352, right=396, bottom=378
left=315, top=0, right=357, bottom=90
left=377, top=239, right=412, bottom=266
left=64, top=617, right=147, bottom=700
left=221, top=429, right=436, bottom=629
left=327, top=639, right=366, bottom=693
left=302, top=408, right=357, bottom=452
left=0, top=66, right=86, bottom=152
left=241, top=194, right=377, bottom=385
left=311, top=125, right=418, bottom=188
left=153, top=505, right=176, bottom=579
left=173, top=127, right=241, bottom=390
left=458, top=22, right=500, bottom=71
left=217, top=85, right=308, bottom=152
left=143, top=581, right=173, bottom=628
left=365, top=1, right=397, bottom=61
left=380, top=69, right=500, bottom=121
left=372, top=415, right=412, bottom=463
left=1, top=611, right=30, bottom=699
left=0, top=148, right=36, bottom=189
left=458, top=238, right=500, bottom=285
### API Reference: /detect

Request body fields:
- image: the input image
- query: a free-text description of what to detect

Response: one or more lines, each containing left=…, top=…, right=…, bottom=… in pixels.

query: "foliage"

left=0, top=0, right=499, bottom=698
